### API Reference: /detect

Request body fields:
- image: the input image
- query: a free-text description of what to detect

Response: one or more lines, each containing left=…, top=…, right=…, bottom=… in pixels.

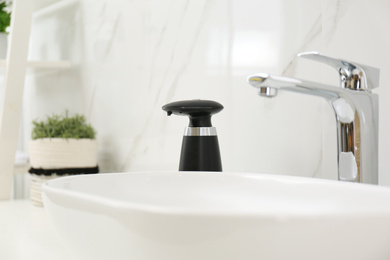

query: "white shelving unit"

left=0, top=0, right=75, bottom=200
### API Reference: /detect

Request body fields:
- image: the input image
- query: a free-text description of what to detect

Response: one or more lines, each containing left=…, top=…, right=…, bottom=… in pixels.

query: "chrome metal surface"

left=247, top=53, right=379, bottom=184
left=184, top=127, right=217, bottom=136
left=298, top=51, right=380, bottom=91
left=259, top=86, right=278, bottom=97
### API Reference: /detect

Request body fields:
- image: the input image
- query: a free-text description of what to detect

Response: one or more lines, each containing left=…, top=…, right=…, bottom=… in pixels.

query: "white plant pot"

left=29, top=138, right=98, bottom=169
left=29, top=138, right=98, bottom=206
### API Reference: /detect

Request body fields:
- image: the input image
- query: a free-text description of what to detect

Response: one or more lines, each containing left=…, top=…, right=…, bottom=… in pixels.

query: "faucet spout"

left=247, top=72, right=379, bottom=184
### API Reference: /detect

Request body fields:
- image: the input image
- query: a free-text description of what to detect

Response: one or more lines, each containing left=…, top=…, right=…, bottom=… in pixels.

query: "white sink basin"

left=42, top=171, right=390, bottom=260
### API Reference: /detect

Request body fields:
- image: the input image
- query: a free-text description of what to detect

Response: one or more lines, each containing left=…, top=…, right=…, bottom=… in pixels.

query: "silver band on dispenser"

left=184, top=127, right=217, bottom=136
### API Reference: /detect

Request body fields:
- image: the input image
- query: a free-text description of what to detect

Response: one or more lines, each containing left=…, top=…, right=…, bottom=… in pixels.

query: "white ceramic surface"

left=42, top=172, right=390, bottom=260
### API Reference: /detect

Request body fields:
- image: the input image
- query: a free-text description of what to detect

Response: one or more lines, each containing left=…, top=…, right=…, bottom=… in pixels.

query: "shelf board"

left=0, top=59, right=72, bottom=69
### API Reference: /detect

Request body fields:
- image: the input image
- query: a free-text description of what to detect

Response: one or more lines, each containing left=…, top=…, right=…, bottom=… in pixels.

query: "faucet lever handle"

left=298, top=51, right=380, bottom=91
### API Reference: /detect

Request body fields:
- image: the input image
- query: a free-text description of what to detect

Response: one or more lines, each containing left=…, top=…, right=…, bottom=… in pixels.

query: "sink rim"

left=42, top=171, right=390, bottom=218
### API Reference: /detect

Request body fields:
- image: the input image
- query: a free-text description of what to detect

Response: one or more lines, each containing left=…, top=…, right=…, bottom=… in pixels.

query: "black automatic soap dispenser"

left=162, top=100, right=223, bottom=171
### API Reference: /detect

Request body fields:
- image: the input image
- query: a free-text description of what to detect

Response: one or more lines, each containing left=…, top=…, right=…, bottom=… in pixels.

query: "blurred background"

left=3, top=0, right=390, bottom=198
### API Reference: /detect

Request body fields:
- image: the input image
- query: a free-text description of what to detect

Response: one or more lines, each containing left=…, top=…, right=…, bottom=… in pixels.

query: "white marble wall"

left=24, top=0, right=390, bottom=185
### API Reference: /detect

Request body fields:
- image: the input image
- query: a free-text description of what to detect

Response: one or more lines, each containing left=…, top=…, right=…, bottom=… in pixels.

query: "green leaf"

left=31, top=111, right=96, bottom=140
left=0, top=3, right=10, bottom=33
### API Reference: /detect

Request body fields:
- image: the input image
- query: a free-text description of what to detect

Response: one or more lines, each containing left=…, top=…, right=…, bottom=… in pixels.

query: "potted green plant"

left=28, top=111, right=98, bottom=206
left=0, top=0, right=11, bottom=58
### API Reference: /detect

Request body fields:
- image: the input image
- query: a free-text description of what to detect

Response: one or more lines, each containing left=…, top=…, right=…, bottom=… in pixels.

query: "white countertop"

left=0, top=200, right=77, bottom=260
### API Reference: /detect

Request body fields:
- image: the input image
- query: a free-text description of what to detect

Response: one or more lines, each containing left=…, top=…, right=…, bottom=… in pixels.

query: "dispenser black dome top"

left=162, top=100, right=223, bottom=127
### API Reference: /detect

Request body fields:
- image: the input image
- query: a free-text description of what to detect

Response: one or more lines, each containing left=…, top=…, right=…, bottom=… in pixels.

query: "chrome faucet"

left=247, top=51, right=380, bottom=184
